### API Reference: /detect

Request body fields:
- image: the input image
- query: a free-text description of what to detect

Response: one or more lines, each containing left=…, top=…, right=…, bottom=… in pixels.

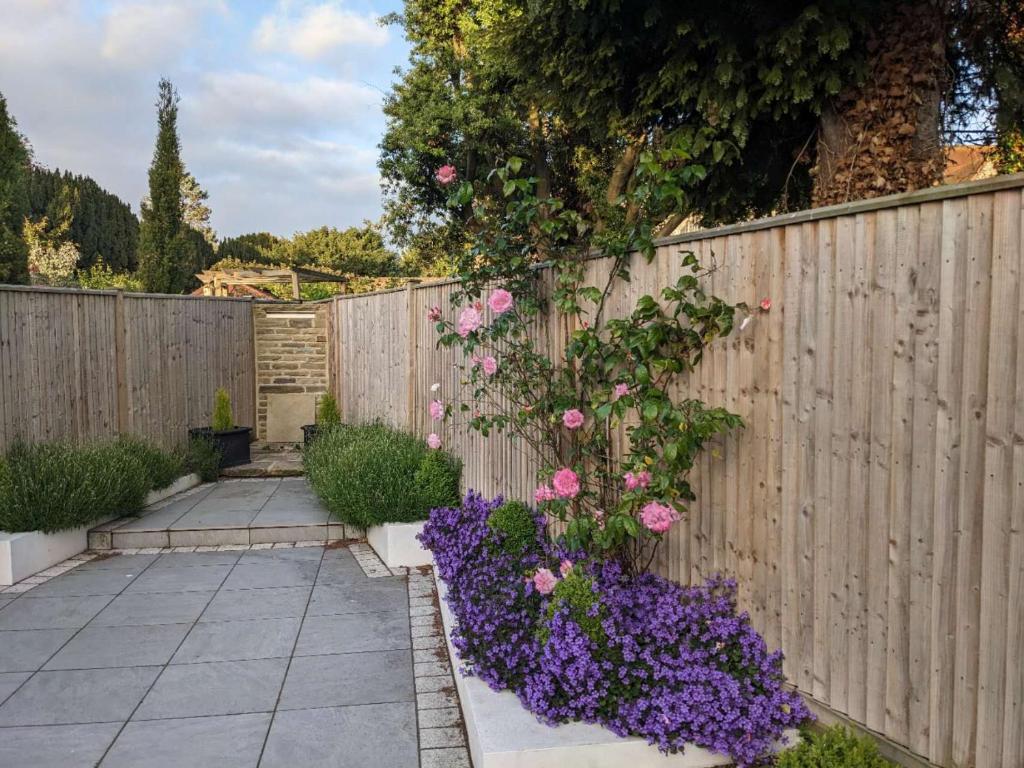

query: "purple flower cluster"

left=419, top=492, right=810, bottom=767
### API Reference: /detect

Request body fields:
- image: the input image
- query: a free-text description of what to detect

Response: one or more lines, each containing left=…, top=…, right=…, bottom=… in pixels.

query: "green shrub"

left=0, top=436, right=183, bottom=534
left=775, top=726, right=895, bottom=768
left=487, top=501, right=539, bottom=553
left=539, top=569, right=605, bottom=645
left=132, top=439, right=185, bottom=490
left=187, top=436, right=221, bottom=482
left=317, top=393, right=341, bottom=428
left=211, top=388, right=233, bottom=431
left=304, top=422, right=462, bottom=528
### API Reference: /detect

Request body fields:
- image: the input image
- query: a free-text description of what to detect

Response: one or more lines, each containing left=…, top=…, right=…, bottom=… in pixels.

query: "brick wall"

left=253, top=304, right=329, bottom=441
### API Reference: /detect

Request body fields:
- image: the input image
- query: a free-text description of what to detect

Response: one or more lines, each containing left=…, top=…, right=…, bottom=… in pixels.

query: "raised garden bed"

left=367, top=520, right=431, bottom=568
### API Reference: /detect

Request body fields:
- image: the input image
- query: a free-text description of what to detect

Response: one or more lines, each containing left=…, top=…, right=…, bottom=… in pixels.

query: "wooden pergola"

left=196, top=267, right=348, bottom=300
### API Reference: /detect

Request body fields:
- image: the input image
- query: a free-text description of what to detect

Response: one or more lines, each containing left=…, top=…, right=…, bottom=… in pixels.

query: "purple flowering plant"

left=421, top=492, right=810, bottom=766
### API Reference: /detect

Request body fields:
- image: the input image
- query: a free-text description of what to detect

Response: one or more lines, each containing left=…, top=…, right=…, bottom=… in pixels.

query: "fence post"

left=405, top=284, right=418, bottom=432
left=114, top=289, right=129, bottom=433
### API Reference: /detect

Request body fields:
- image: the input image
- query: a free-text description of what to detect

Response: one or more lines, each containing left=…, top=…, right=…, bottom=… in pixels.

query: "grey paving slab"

left=260, top=702, right=419, bottom=768
left=152, top=550, right=244, bottom=568
left=171, top=617, right=301, bottom=664
left=194, top=481, right=279, bottom=511
left=75, top=554, right=160, bottom=571
left=0, top=671, right=31, bottom=702
left=100, top=712, right=271, bottom=768
left=112, top=488, right=213, bottom=531
left=91, top=590, right=215, bottom=627
left=200, top=586, right=311, bottom=622
left=169, top=508, right=261, bottom=530
left=295, top=610, right=411, bottom=656
left=0, top=628, right=77, bottom=672
left=0, top=594, right=111, bottom=630
left=134, top=658, right=288, bottom=720
left=0, top=666, right=160, bottom=725
left=0, top=722, right=121, bottom=768
left=307, top=578, right=408, bottom=616
left=315, top=554, right=366, bottom=585
left=238, top=545, right=324, bottom=563
left=44, top=623, right=192, bottom=670
left=221, top=560, right=319, bottom=589
left=0, top=597, right=12, bottom=610
left=251, top=501, right=330, bottom=527
left=23, top=569, right=139, bottom=597
left=123, top=564, right=233, bottom=594
left=278, top=649, right=414, bottom=710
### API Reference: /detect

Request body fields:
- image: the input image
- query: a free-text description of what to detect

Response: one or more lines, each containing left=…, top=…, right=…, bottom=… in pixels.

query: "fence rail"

left=328, top=173, right=1024, bottom=768
left=0, top=288, right=255, bottom=452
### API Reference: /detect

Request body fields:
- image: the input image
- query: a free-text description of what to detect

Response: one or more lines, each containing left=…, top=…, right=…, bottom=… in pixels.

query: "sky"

left=1, top=0, right=409, bottom=239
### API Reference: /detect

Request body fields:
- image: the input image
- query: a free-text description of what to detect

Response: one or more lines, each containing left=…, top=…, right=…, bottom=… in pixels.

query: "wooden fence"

left=0, top=287, right=255, bottom=452
left=328, top=173, right=1024, bottom=768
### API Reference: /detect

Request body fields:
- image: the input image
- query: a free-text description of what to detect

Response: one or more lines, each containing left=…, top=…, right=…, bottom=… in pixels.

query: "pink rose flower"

left=487, top=288, right=514, bottom=315
left=429, top=400, right=444, bottom=420
left=534, top=484, right=556, bottom=503
left=552, top=467, right=580, bottom=499
left=559, top=559, right=573, bottom=577
left=426, top=433, right=442, bottom=450
left=427, top=305, right=442, bottom=322
left=533, top=568, right=557, bottom=595
left=457, top=306, right=482, bottom=338
left=624, top=470, right=651, bottom=491
left=482, top=355, right=498, bottom=376
left=562, top=409, right=584, bottom=430
left=613, top=383, right=629, bottom=400
left=760, top=297, right=772, bottom=311
left=640, top=501, right=678, bottom=534
left=436, top=164, right=457, bottom=185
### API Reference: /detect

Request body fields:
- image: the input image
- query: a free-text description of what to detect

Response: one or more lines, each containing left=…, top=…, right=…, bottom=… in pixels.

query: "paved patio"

left=0, top=542, right=432, bottom=767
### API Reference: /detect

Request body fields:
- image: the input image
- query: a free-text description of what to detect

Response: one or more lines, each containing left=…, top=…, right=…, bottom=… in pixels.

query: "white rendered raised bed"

left=0, top=473, right=200, bottom=585
left=366, top=520, right=431, bottom=568
left=434, top=570, right=798, bottom=768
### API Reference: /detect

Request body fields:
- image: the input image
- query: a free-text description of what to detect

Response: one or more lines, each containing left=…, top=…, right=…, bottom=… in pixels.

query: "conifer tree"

left=0, top=94, right=30, bottom=284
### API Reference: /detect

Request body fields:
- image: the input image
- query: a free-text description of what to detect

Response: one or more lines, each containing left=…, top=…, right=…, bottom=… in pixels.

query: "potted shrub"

left=302, top=393, right=341, bottom=445
left=188, top=388, right=252, bottom=468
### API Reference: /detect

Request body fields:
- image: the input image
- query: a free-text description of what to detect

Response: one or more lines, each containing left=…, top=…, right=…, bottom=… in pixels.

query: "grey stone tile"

left=44, top=623, right=191, bottom=670
left=0, top=666, right=160, bottom=725
left=0, top=597, right=12, bottom=610
left=22, top=570, right=138, bottom=597
left=250, top=502, right=330, bottom=526
left=91, top=591, right=215, bottom=627
left=0, top=671, right=31, bottom=702
left=200, top=586, right=311, bottom=622
left=315, top=556, right=366, bottom=585
left=169, top=508, right=260, bottom=529
left=0, top=595, right=111, bottom=630
left=278, top=650, right=414, bottom=710
left=249, top=524, right=329, bottom=544
left=123, top=564, right=232, bottom=594
left=74, top=554, right=160, bottom=571
left=420, top=726, right=466, bottom=748
left=172, top=617, right=301, bottom=664
left=420, top=747, right=472, bottom=768
left=111, top=530, right=170, bottom=549
left=294, top=611, right=410, bottom=656
left=307, top=578, right=408, bottom=616
left=0, top=628, right=76, bottom=672
left=0, top=722, right=121, bottom=768
left=167, top=528, right=251, bottom=547
left=152, top=550, right=243, bottom=568
left=101, top=712, right=271, bottom=768
left=113, top=489, right=211, bottom=531
left=260, top=702, right=418, bottom=768
left=418, top=706, right=463, bottom=729
left=134, top=658, right=288, bottom=720
left=238, top=546, right=323, bottom=563
left=221, top=560, right=319, bottom=590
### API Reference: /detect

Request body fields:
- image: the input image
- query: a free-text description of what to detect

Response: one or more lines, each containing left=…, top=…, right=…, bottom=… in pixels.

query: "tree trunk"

left=811, top=2, right=947, bottom=207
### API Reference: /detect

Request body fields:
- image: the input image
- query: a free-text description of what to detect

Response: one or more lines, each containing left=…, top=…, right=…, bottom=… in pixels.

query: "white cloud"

left=101, top=0, right=222, bottom=66
left=254, top=1, right=388, bottom=59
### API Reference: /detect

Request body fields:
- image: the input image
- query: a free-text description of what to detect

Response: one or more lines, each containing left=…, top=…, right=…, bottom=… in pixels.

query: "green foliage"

left=0, top=436, right=182, bottom=534
left=0, top=93, right=30, bottom=284
left=775, top=726, right=895, bottom=768
left=211, top=388, right=233, bottom=432
left=316, top=393, right=341, bottom=428
left=539, top=569, right=605, bottom=646
left=217, top=232, right=283, bottom=265
left=186, top=436, right=221, bottom=482
left=275, top=224, right=400, bottom=275
left=303, top=422, right=462, bottom=528
left=413, top=449, right=463, bottom=512
left=76, top=261, right=144, bottom=292
left=487, top=501, right=538, bottom=553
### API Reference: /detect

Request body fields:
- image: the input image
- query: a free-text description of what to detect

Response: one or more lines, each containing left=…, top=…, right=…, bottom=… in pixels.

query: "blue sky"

left=1, top=0, right=409, bottom=238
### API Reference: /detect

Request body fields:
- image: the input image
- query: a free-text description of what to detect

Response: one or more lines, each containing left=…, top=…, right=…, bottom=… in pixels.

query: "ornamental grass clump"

left=304, top=422, right=462, bottom=528
left=420, top=492, right=810, bottom=767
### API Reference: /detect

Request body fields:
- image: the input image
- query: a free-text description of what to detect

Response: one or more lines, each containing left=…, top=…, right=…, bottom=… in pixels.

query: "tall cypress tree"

left=0, top=93, right=30, bottom=285
left=137, top=79, right=186, bottom=293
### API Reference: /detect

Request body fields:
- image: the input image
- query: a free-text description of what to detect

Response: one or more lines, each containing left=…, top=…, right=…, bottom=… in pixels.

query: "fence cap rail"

left=0, top=283, right=258, bottom=302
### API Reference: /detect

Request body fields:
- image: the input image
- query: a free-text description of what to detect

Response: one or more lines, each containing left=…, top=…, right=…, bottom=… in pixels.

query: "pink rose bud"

left=613, top=383, right=629, bottom=400
left=427, top=305, right=442, bottom=322
left=760, top=297, right=772, bottom=311
left=435, top=165, right=457, bottom=185
left=559, top=560, right=573, bottom=577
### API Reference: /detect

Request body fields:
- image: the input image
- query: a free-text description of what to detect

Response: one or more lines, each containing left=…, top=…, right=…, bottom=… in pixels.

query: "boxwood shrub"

left=0, top=436, right=185, bottom=534
left=775, top=725, right=895, bottom=767
left=303, top=422, right=462, bottom=528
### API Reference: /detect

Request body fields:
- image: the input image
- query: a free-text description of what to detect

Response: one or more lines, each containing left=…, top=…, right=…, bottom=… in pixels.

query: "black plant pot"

left=302, top=424, right=319, bottom=445
left=188, top=426, right=253, bottom=468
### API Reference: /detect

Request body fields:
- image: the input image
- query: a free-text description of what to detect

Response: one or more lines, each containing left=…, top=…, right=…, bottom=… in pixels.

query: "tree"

left=217, top=232, right=284, bottom=264
left=137, top=79, right=187, bottom=293
left=180, top=171, right=216, bottom=246
left=280, top=223, right=399, bottom=275
left=0, top=93, right=30, bottom=284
